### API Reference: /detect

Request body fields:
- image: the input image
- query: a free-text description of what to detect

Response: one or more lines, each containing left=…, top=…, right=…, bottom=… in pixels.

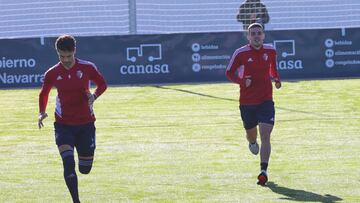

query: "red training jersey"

left=225, top=44, right=280, bottom=105
left=39, top=58, right=107, bottom=125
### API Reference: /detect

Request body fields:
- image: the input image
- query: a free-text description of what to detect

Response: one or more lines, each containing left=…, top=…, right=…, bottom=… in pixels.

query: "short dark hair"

left=55, top=35, right=76, bottom=52
left=247, top=23, right=263, bottom=31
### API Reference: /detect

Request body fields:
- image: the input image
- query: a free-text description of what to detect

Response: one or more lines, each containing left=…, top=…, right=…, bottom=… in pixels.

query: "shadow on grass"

left=154, top=85, right=333, bottom=117
left=276, top=107, right=332, bottom=117
left=267, top=182, right=342, bottom=202
left=153, top=85, right=237, bottom=102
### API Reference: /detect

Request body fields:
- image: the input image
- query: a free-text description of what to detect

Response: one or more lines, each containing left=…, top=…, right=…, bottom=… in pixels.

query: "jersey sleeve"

left=88, top=65, right=107, bottom=98
left=225, top=50, right=246, bottom=86
left=269, top=50, right=280, bottom=82
left=39, top=71, right=54, bottom=113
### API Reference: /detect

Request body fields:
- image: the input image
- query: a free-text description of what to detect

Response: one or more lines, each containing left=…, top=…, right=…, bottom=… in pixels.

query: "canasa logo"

left=273, top=40, right=304, bottom=70
left=120, top=44, right=170, bottom=75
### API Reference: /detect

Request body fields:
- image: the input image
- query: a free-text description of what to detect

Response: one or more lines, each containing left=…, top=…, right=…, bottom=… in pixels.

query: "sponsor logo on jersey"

left=263, top=53, right=268, bottom=61
left=76, top=70, right=83, bottom=79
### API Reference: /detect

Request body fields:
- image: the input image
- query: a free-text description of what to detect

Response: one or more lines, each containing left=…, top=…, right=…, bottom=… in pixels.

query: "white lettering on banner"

left=325, top=38, right=358, bottom=68
left=273, top=40, right=305, bottom=71
left=277, top=60, right=304, bottom=70
left=0, top=73, right=44, bottom=84
left=335, top=50, right=360, bottom=56
left=121, top=44, right=170, bottom=75
left=201, top=55, right=231, bottom=60
left=190, top=42, right=229, bottom=73
left=201, top=64, right=227, bottom=70
left=335, top=60, right=360, bottom=66
left=200, top=45, right=219, bottom=50
left=334, top=40, right=352, bottom=46
left=120, top=64, right=169, bottom=75
left=0, top=57, right=36, bottom=68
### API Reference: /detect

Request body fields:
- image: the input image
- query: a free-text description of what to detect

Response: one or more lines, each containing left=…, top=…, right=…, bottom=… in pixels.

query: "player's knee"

left=78, top=158, right=93, bottom=174
left=61, top=150, right=76, bottom=177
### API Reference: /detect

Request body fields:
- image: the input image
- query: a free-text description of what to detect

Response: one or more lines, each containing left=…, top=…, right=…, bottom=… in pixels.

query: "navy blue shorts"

left=54, top=122, right=96, bottom=156
left=239, top=100, right=275, bottom=130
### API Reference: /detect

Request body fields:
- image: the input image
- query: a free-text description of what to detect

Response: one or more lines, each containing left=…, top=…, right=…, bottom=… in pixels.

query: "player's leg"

left=257, top=122, right=273, bottom=185
left=54, top=122, right=80, bottom=203
left=240, top=105, right=259, bottom=155
left=246, top=127, right=259, bottom=155
left=256, top=100, right=275, bottom=185
left=259, top=123, right=273, bottom=170
left=246, top=127, right=257, bottom=144
left=75, top=122, right=96, bottom=174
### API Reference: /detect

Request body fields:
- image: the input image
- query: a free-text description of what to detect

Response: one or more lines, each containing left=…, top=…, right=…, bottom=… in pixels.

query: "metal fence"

left=1, top=0, right=360, bottom=39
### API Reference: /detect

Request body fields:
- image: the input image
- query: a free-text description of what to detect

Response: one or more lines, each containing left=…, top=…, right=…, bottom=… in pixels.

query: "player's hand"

left=275, top=81, right=281, bottom=89
left=38, top=112, right=48, bottom=129
left=245, top=78, right=252, bottom=88
left=87, top=92, right=96, bottom=106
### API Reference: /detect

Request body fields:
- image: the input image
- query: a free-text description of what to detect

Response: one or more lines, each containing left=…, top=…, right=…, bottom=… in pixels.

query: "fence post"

left=128, top=0, right=137, bottom=34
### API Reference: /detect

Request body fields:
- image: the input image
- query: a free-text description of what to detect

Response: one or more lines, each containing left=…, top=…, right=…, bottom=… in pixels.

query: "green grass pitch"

left=0, top=79, right=359, bottom=202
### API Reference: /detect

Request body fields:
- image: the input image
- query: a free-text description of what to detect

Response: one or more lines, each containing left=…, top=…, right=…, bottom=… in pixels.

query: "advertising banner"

left=1, top=28, right=359, bottom=88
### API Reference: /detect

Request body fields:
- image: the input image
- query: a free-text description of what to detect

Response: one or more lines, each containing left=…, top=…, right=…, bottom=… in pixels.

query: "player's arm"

left=88, top=65, right=107, bottom=104
left=38, top=72, right=53, bottom=129
left=269, top=51, right=281, bottom=89
left=225, top=51, right=250, bottom=87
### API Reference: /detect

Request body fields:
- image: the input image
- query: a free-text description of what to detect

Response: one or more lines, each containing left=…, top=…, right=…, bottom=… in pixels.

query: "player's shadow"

left=154, top=85, right=332, bottom=117
left=153, top=85, right=237, bottom=102
left=267, top=182, right=342, bottom=202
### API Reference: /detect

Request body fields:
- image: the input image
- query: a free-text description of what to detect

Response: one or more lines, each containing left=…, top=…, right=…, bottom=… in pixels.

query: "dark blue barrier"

left=1, top=28, right=359, bottom=88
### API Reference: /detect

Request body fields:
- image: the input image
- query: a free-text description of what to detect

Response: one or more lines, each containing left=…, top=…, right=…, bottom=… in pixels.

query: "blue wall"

left=0, top=28, right=359, bottom=88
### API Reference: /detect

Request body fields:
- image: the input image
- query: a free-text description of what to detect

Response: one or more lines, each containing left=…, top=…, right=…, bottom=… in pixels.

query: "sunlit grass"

left=0, top=79, right=359, bottom=202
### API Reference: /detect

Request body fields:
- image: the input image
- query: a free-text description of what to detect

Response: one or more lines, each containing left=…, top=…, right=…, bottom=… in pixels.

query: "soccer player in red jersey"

left=38, top=35, right=107, bottom=202
left=225, top=23, right=281, bottom=186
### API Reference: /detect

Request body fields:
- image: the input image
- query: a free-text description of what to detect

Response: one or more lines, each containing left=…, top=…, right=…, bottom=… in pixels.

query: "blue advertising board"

left=0, top=28, right=359, bottom=88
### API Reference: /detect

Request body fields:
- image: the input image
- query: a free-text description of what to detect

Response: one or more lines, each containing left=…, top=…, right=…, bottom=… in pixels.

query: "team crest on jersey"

left=76, top=70, right=83, bottom=79
left=263, top=53, right=269, bottom=61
